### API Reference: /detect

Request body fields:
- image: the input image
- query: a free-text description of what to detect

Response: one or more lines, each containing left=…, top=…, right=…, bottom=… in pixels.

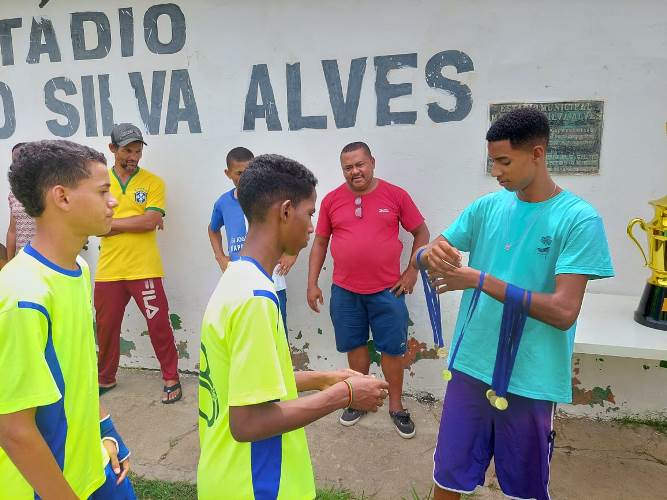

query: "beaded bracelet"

left=343, top=379, right=354, bottom=408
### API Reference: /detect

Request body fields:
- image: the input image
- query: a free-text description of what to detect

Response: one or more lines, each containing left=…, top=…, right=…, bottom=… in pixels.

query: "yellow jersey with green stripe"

left=96, top=167, right=166, bottom=281
left=198, top=257, right=315, bottom=500
left=0, top=245, right=105, bottom=499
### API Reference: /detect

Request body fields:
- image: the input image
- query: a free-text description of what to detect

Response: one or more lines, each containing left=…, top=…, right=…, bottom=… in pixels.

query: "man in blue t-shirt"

left=415, top=108, right=614, bottom=500
left=208, top=147, right=296, bottom=334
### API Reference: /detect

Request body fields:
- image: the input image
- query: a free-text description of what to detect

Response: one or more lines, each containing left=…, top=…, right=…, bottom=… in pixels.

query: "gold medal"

left=486, top=389, right=496, bottom=400
left=437, top=347, right=448, bottom=358
left=442, top=369, right=452, bottom=381
left=494, top=397, right=509, bottom=411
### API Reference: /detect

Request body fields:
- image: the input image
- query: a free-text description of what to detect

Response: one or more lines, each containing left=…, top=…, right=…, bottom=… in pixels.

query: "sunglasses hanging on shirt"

left=354, top=196, right=362, bottom=218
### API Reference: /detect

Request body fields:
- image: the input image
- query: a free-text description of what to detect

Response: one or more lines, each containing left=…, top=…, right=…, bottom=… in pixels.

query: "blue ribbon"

left=447, top=271, right=485, bottom=372
left=491, top=284, right=532, bottom=398
left=416, top=248, right=485, bottom=373
left=416, top=248, right=443, bottom=347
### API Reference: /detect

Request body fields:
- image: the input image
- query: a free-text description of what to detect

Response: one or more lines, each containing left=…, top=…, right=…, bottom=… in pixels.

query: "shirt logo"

left=142, top=279, right=159, bottom=319
left=378, top=208, right=390, bottom=214
left=537, top=235, right=553, bottom=258
left=198, top=343, right=220, bottom=428
left=134, top=189, right=147, bottom=204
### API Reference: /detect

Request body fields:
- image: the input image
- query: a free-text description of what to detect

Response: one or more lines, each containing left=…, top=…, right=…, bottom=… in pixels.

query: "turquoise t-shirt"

left=442, top=189, right=615, bottom=403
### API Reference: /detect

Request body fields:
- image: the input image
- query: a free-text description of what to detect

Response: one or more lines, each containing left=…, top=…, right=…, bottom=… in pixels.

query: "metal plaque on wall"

left=487, top=101, right=604, bottom=175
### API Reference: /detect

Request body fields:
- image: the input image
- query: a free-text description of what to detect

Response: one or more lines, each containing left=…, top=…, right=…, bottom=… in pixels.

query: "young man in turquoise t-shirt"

left=415, top=108, right=614, bottom=500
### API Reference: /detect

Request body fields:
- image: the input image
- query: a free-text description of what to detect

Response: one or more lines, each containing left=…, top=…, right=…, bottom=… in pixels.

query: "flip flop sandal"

left=99, top=383, right=117, bottom=395
left=162, top=382, right=182, bottom=404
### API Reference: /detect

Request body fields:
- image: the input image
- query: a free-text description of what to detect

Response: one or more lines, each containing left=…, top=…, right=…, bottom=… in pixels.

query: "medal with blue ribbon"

left=416, top=248, right=444, bottom=349
left=415, top=248, right=485, bottom=382
left=486, top=283, right=532, bottom=410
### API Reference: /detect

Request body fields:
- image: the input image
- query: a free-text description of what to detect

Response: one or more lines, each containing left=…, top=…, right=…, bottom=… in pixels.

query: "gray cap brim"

left=116, top=138, right=148, bottom=147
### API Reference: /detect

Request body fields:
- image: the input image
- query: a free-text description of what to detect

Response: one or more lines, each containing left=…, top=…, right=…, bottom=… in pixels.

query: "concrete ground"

left=104, top=369, right=667, bottom=499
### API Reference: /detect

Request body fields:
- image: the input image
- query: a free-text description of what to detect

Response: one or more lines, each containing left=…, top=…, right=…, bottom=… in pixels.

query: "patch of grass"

left=129, top=472, right=197, bottom=500
left=129, top=474, right=376, bottom=500
left=613, top=415, right=667, bottom=434
left=128, top=475, right=482, bottom=500
left=316, top=486, right=366, bottom=499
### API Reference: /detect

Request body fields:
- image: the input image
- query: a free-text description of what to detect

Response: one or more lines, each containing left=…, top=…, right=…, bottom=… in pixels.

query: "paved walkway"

left=103, top=369, right=667, bottom=499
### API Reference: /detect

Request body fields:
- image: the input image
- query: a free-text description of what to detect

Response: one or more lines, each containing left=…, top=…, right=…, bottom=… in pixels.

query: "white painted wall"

left=1, top=0, right=666, bottom=416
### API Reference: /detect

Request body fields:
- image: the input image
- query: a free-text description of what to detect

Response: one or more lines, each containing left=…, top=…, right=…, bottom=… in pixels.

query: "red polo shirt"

left=316, top=179, right=424, bottom=294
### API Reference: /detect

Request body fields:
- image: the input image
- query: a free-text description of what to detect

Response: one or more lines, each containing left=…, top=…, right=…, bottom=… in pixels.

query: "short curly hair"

left=226, top=146, right=254, bottom=167
left=9, top=140, right=107, bottom=217
left=486, top=107, right=550, bottom=148
left=238, top=154, right=317, bottom=223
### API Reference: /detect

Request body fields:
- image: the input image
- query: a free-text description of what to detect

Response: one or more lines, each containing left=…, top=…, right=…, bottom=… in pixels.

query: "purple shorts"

left=433, top=370, right=556, bottom=500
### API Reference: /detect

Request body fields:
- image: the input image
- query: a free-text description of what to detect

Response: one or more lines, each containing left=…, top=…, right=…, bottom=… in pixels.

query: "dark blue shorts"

left=434, top=370, right=556, bottom=500
left=89, top=462, right=136, bottom=499
left=329, top=284, right=408, bottom=356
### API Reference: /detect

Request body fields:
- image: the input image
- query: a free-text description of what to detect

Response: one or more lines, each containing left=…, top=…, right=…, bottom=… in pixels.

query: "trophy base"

left=634, top=282, right=667, bottom=331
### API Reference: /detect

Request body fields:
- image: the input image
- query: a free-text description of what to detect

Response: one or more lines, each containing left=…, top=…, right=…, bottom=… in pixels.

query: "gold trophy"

left=627, top=195, right=667, bottom=330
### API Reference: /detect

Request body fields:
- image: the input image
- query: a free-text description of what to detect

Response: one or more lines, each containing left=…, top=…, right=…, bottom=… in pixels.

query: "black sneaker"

left=339, top=408, right=366, bottom=426
left=390, top=409, right=416, bottom=439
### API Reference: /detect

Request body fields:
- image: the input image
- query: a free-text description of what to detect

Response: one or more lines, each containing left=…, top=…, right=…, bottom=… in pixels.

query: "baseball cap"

left=110, top=123, right=147, bottom=147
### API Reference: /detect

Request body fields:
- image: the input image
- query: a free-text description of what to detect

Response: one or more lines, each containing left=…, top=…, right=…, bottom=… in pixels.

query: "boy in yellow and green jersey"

left=0, top=140, right=133, bottom=499
left=198, top=154, right=390, bottom=499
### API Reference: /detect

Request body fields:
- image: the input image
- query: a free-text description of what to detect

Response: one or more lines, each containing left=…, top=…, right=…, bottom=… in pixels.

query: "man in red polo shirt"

left=308, top=141, right=430, bottom=438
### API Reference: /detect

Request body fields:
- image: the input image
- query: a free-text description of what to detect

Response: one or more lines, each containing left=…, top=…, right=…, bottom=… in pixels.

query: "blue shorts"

left=329, top=284, right=408, bottom=356
left=434, top=370, right=556, bottom=500
left=89, top=462, right=136, bottom=499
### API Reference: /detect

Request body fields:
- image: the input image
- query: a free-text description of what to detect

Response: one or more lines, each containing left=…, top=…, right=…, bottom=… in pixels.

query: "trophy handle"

left=627, top=218, right=648, bottom=266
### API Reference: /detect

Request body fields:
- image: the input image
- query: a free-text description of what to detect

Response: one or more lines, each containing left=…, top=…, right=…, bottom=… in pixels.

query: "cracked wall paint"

left=291, top=345, right=311, bottom=370
left=170, top=313, right=183, bottom=330
left=176, top=340, right=190, bottom=359
left=561, top=355, right=667, bottom=418
left=120, top=336, right=136, bottom=357
left=402, top=337, right=439, bottom=377
left=366, top=337, right=438, bottom=373
left=571, top=359, right=615, bottom=407
left=572, top=358, right=618, bottom=410
left=571, top=379, right=616, bottom=407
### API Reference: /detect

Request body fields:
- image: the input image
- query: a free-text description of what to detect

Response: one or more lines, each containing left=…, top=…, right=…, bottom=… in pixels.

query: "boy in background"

left=208, top=147, right=295, bottom=335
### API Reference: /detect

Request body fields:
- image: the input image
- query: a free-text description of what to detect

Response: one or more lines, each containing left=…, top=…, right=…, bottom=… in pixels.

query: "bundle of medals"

left=417, top=248, right=531, bottom=411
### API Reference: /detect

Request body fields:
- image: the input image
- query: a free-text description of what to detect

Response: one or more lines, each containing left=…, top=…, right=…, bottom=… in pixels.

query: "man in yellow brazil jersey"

left=95, top=123, right=181, bottom=403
